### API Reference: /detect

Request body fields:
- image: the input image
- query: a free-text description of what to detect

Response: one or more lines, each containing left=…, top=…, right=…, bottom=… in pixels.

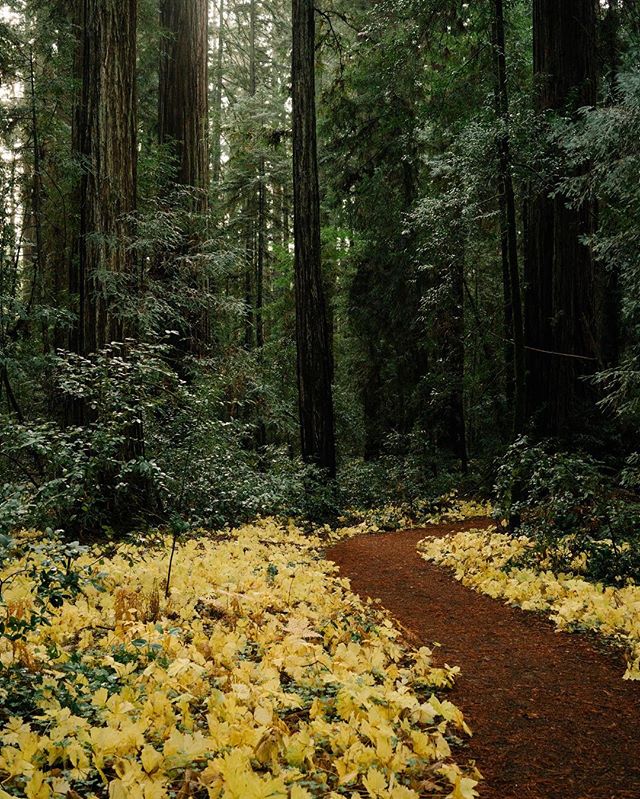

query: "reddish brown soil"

left=327, top=520, right=640, bottom=799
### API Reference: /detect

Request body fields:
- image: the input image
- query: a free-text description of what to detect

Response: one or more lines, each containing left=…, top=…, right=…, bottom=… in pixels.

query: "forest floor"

left=327, top=520, right=640, bottom=799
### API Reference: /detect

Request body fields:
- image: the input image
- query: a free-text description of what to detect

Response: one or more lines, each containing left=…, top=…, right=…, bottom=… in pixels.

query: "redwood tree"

left=159, top=0, right=209, bottom=206
left=158, top=0, right=210, bottom=353
left=71, top=0, right=137, bottom=355
left=525, top=0, right=598, bottom=434
left=492, top=0, right=525, bottom=435
left=292, top=0, right=336, bottom=476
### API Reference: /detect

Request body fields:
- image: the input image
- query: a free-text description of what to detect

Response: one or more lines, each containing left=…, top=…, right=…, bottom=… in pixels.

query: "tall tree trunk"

left=524, top=0, right=597, bottom=435
left=292, top=0, right=336, bottom=477
left=244, top=205, right=255, bottom=350
left=244, top=0, right=258, bottom=350
left=212, top=0, right=225, bottom=187
left=69, top=0, right=147, bottom=516
left=450, top=252, right=468, bottom=471
left=71, top=0, right=137, bottom=356
left=256, top=156, right=266, bottom=350
left=492, top=0, right=525, bottom=435
left=280, top=101, right=291, bottom=248
left=159, top=0, right=209, bottom=207
left=27, top=46, right=44, bottom=340
left=159, top=0, right=210, bottom=354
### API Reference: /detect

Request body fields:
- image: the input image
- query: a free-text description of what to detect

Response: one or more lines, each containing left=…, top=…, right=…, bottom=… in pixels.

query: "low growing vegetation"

left=419, top=528, right=640, bottom=681
left=0, top=517, right=482, bottom=799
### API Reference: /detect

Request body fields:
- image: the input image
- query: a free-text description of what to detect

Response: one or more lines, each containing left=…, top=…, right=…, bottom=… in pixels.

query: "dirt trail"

left=327, top=520, right=640, bottom=799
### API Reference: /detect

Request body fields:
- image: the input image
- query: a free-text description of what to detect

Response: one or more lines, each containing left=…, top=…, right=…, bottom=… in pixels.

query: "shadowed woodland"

left=1, top=2, right=640, bottom=797
left=1, top=0, right=640, bottom=535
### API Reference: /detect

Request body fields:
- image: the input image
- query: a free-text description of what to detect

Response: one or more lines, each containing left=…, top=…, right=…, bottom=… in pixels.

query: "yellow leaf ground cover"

left=418, top=529, right=640, bottom=680
left=339, top=497, right=492, bottom=534
left=0, top=518, right=480, bottom=799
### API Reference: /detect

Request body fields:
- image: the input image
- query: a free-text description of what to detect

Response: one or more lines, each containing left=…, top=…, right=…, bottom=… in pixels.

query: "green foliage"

left=0, top=342, right=175, bottom=535
left=338, top=430, right=463, bottom=512
left=0, top=532, right=98, bottom=644
left=496, top=438, right=640, bottom=586
left=3, top=0, right=640, bottom=546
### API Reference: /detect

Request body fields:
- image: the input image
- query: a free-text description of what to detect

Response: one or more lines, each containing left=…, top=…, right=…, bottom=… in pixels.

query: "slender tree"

left=71, top=0, right=137, bottom=356
left=243, top=0, right=258, bottom=350
left=492, top=0, right=525, bottom=434
left=292, top=0, right=336, bottom=476
left=525, top=0, right=598, bottom=434
left=446, top=246, right=468, bottom=472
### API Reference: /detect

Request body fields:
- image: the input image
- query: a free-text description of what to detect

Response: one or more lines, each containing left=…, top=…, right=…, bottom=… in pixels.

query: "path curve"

left=327, top=520, right=640, bottom=799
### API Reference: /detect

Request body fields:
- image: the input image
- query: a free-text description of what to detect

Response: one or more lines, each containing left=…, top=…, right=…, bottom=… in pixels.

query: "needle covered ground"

left=418, top=528, right=640, bottom=680
left=0, top=517, right=482, bottom=799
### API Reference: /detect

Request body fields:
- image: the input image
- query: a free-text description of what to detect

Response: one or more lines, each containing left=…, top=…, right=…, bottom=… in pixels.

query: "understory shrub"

left=495, top=437, right=640, bottom=586
left=0, top=342, right=336, bottom=538
left=338, top=429, right=464, bottom=513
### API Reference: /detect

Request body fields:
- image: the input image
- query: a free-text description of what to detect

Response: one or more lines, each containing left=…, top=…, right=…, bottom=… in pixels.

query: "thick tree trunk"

left=159, top=0, right=209, bottom=208
left=525, top=0, right=597, bottom=434
left=292, top=0, right=336, bottom=477
left=159, top=0, right=210, bottom=355
left=492, top=0, right=525, bottom=435
left=71, top=0, right=137, bottom=356
left=69, top=0, right=147, bottom=508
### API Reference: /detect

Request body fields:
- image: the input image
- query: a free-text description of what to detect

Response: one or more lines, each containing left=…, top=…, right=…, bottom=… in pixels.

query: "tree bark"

left=449, top=251, right=468, bottom=471
left=292, top=0, right=336, bottom=477
left=71, top=0, right=137, bottom=356
left=492, top=0, right=525, bottom=435
left=159, top=0, right=210, bottom=355
left=159, top=0, right=209, bottom=208
left=212, top=0, right=225, bottom=187
left=524, top=0, right=598, bottom=434
left=256, top=155, right=266, bottom=350
left=244, top=0, right=258, bottom=351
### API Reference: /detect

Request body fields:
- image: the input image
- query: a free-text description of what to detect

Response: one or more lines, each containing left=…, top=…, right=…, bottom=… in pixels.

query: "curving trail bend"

left=327, top=520, right=640, bottom=799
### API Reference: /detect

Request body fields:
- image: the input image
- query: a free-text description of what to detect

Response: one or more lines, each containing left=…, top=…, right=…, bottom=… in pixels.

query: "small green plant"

left=0, top=532, right=100, bottom=644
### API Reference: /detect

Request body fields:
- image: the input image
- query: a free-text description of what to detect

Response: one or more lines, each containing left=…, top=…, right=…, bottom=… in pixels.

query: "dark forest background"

left=2, top=1, right=640, bottom=571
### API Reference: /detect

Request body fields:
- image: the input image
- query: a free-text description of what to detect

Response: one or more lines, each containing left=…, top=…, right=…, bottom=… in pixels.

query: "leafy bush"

left=338, top=430, right=462, bottom=513
left=0, top=342, right=175, bottom=536
left=495, top=437, right=640, bottom=585
left=0, top=341, right=341, bottom=537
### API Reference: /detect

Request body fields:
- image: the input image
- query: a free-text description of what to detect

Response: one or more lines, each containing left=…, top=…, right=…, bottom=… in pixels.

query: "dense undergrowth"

left=418, top=529, right=640, bottom=681
left=0, top=342, right=473, bottom=540
left=495, top=438, right=640, bottom=586
left=0, top=514, right=483, bottom=799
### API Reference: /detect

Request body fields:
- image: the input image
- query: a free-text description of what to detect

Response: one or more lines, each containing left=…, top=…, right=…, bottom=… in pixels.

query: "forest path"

left=327, top=520, right=640, bottom=799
